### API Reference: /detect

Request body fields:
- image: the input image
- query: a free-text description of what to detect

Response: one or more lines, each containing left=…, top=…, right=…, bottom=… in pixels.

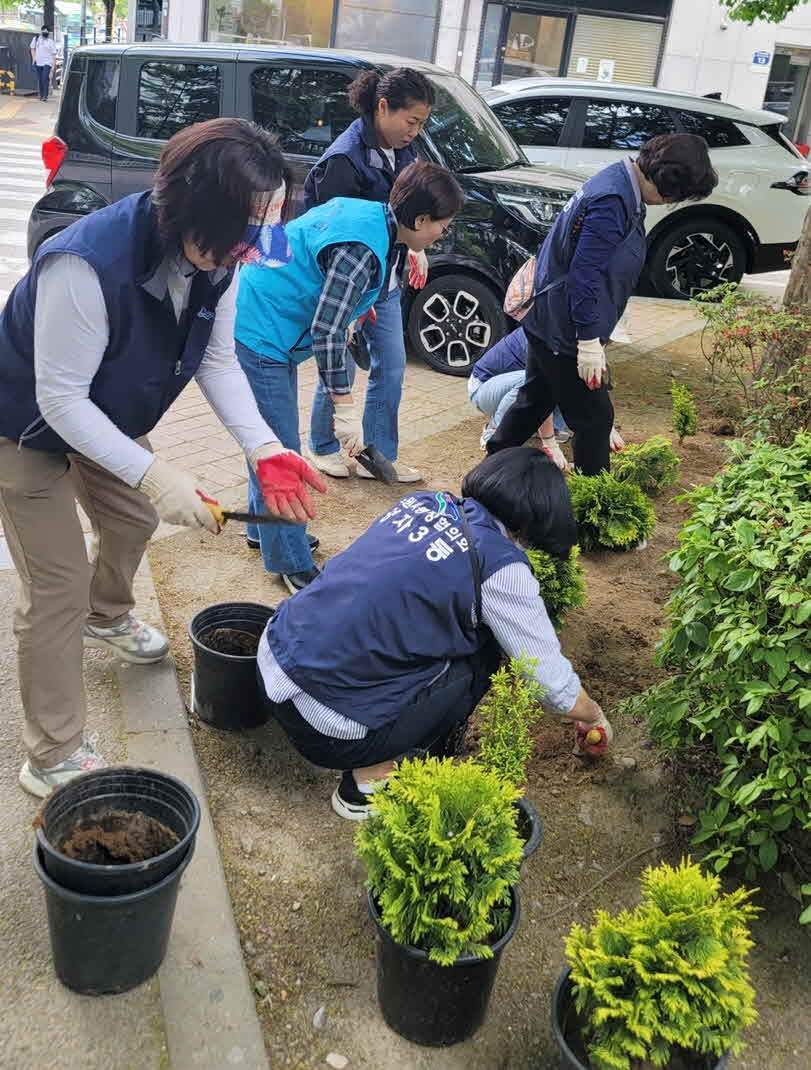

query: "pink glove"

left=255, top=451, right=327, bottom=524
left=408, top=251, right=429, bottom=290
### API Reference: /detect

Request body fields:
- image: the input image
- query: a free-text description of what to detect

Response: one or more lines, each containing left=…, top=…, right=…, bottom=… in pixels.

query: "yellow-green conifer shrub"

left=566, top=859, right=758, bottom=1070
left=477, top=653, right=543, bottom=789
left=612, top=436, right=680, bottom=497
left=356, top=757, right=522, bottom=965
left=525, top=546, right=586, bottom=628
left=671, top=381, right=699, bottom=444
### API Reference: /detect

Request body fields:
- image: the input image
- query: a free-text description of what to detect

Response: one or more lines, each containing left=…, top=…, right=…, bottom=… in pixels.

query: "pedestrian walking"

left=30, top=26, right=57, bottom=102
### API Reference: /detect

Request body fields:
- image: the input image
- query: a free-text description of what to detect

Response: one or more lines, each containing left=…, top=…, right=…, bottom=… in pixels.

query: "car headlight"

left=496, top=189, right=572, bottom=228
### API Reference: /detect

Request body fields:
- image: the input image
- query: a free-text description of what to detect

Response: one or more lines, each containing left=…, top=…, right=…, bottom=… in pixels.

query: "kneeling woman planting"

left=258, top=447, right=613, bottom=818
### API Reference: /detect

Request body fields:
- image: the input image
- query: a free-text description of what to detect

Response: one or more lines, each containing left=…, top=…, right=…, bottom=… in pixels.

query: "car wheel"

left=647, top=219, right=747, bottom=300
left=407, top=273, right=505, bottom=377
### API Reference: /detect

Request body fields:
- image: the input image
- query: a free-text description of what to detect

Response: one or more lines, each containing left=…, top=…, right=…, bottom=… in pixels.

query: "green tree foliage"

left=568, top=471, right=656, bottom=551
left=525, top=545, right=586, bottom=628
left=612, top=436, right=681, bottom=497
left=355, top=757, right=522, bottom=965
left=670, top=381, right=698, bottom=443
left=477, top=654, right=543, bottom=789
left=566, top=859, right=759, bottom=1070
left=720, top=0, right=803, bottom=22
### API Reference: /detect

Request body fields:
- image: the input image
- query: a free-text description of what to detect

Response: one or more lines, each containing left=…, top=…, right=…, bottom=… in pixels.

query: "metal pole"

left=80, top=0, right=87, bottom=44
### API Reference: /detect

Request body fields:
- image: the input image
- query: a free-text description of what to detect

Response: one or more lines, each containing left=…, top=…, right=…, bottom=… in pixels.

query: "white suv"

left=484, top=79, right=809, bottom=299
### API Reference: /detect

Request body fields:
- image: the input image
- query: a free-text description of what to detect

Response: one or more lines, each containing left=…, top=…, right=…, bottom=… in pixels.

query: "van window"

left=495, top=97, right=571, bottom=147
left=85, top=57, right=119, bottom=130
left=137, top=62, right=221, bottom=141
left=583, top=100, right=675, bottom=150
left=677, top=110, right=749, bottom=148
left=250, top=66, right=355, bottom=155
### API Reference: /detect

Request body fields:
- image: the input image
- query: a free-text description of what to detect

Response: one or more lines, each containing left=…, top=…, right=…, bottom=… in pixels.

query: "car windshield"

left=421, top=71, right=525, bottom=172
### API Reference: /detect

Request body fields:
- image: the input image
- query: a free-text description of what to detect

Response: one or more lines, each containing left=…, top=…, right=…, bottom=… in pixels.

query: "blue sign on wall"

left=752, top=51, right=771, bottom=67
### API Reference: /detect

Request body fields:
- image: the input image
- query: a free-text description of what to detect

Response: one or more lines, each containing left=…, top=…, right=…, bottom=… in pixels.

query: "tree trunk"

left=783, top=201, right=811, bottom=310
left=105, top=0, right=114, bottom=41
left=42, top=0, right=55, bottom=31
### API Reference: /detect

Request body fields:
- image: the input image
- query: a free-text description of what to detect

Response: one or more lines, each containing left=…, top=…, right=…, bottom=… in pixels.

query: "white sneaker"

left=84, top=613, right=169, bottom=664
left=19, top=734, right=108, bottom=798
left=307, top=449, right=350, bottom=479
left=357, top=461, right=423, bottom=483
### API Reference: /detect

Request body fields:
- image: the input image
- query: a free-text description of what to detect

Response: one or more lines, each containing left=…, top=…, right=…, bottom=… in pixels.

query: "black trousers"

left=486, top=336, right=614, bottom=475
left=259, top=636, right=501, bottom=770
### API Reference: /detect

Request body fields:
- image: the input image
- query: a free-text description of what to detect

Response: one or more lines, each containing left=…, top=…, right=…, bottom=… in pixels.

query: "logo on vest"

left=197, top=308, right=215, bottom=321
left=378, top=495, right=469, bottom=563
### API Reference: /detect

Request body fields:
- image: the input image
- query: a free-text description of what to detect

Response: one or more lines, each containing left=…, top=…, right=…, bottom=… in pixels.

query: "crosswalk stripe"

left=0, top=140, right=43, bottom=156
left=0, top=176, right=44, bottom=191
left=0, top=158, right=44, bottom=172
left=0, top=206, right=34, bottom=223
left=0, top=233, right=30, bottom=249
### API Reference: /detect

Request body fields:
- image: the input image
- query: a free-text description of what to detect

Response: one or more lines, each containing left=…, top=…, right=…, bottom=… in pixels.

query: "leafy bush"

left=355, top=757, right=522, bottom=965
left=611, top=435, right=680, bottom=497
left=526, top=545, right=586, bottom=628
left=636, top=434, right=811, bottom=919
left=569, top=471, right=655, bottom=552
left=566, top=858, right=758, bottom=1070
left=671, top=380, right=698, bottom=443
left=477, top=653, right=543, bottom=788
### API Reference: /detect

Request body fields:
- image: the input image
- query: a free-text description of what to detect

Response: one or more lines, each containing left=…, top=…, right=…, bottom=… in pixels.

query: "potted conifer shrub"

left=476, top=653, right=544, bottom=863
left=553, top=858, right=758, bottom=1070
left=568, top=471, right=656, bottom=552
left=356, top=756, right=523, bottom=1046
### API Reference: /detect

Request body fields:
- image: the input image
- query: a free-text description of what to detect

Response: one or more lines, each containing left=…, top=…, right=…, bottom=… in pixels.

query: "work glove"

left=332, top=402, right=365, bottom=458
left=576, top=338, right=606, bottom=390
left=408, top=250, right=429, bottom=290
left=610, top=426, right=625, bottom=452
left=347, top=306, right=377, bottom=344
left=540, top=435, right=570, bottom=472
left=249, top=442, right=327, bottom=524
left=572, top=709, right=614, bottom=758
left=138, top=457, right=219, bottom=533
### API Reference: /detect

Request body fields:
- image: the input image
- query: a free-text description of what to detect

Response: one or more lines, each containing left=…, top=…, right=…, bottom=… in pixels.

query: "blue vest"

left=266, top=491, right=528, bottom=729
left=525, top=161, right=646, bottom=354
left=0, top=192, right=232, bottom=451
left=235, top=198, right=392, bottom=363
left=302, top=117, right=418, bottom=211
left=472, top=327, right=527, bottom=383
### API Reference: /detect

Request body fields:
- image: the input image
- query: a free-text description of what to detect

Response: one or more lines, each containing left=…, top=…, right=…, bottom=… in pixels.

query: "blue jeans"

left=36, top=64, right=51, bottom=100
left=471, top=371, right=566, bottom=434
left=235, top=341, right=314, bottom=576
left=310, top=287, right=406, bottom=462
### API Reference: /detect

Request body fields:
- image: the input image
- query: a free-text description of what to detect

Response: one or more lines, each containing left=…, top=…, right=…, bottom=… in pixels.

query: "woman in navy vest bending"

left=487, top=134, right=717, bottom=474
left=258, top=447, right=613, bottom=820
left=302, top=68, right=435, bottom=484
left=0, top=118, right=325, bottom=799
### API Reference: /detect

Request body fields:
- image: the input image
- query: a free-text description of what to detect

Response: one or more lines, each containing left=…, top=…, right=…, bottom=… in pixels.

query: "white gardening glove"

left=408, top=250, right=429, bottom=290
left=572, top=708, right=614, bottom=757
left=576, top=338, right=606, bottom=390
left=333, top=400, right=365, bottom=457
left=609, top=426, right=625, bottom=452
left=138, top=457, right=219, bottom=533
left=540, top=435, right=570, bottom=472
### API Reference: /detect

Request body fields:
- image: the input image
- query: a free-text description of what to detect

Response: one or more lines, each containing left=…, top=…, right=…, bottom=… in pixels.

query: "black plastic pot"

left=552, top=968, right=729, bottom=1070
left=515, top=796, right=543, bottom=864
left=34, top=843, right=191, bottom=996
left=188, top=602, right=273, bottom=730
left=36, top=766, right=200, bottom=896
left=369, top=887, right=520, bottom=1046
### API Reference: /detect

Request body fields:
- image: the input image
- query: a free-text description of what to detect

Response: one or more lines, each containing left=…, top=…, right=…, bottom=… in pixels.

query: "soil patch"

left=200, top=625, right=261, bottom=657
left=58, top=810, right=179, bottom=865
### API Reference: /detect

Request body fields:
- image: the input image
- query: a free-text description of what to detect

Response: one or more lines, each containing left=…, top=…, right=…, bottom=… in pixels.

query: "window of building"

left=334, top=0, right=440, bottom=62
left=250, top=66, right=355, bottom=156
left=85, top=57, right=119, bottom=130
left=207, top=0, right=333, bottom=47
left=583, top=100, right=675, bottom=150
left=136, top=62, right=221, bottom=141
left=676, top=110, right=749, bottom=148
left=495, top=97, right=571, bottom=147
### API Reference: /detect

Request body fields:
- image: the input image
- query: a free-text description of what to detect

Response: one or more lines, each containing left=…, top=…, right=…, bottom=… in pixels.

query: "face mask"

left=229, top=184, right=292, bottom=268
left=42, top=30, right=49, bottom=36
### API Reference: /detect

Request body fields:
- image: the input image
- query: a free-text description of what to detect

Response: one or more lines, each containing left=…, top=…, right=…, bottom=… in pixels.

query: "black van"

left=28, top=42, right=580, bottom=376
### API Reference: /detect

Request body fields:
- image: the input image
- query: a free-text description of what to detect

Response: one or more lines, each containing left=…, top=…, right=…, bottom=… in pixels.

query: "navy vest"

left=524, top=161, right=646, bottom=354
left=472, top=327, right=527, bottom=383
left=302, top=117, right=418, bottom=212
left=0, top=192, right=233, bottom=451
left=266, top=491, right=527, bottom=729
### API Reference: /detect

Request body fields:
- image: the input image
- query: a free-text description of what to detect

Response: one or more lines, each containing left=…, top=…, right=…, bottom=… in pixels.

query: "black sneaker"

left=246, top=533, right=319, bottom=551
left=281, top=565, right=321, bottom=594
left=331, top=771, right=373, bottom=821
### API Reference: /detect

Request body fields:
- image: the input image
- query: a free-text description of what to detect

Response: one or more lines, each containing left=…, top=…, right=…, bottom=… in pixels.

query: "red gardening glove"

left=408, top=251, right=428, bottom=290
left=357, top=307, right=377, bottom=329
left=255, top=451, right=327, bottom=525
left=572, top=718, right=613, bottom=758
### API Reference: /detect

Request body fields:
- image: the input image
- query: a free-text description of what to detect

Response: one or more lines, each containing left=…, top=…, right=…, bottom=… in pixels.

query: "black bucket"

left=515, top=796, right=543, bottom=864
left=369, top=887, right=520, bottom=1046
left=36, top=766, right=200, bottom=896
left=34, top=842, right=191, bottom=995
left=551, top=968, right=729, bottom=1070
left=188, top=602, right=273, bottom=730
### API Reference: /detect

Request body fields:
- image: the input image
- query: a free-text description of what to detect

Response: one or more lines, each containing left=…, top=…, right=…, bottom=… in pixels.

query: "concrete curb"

left=122, top=557, right=269, bottom=1070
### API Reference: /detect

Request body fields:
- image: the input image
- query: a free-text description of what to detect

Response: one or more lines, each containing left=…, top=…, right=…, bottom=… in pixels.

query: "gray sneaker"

left=19, top=734, right=108, bottom=798
left=84, top=613, right=169, bottom=664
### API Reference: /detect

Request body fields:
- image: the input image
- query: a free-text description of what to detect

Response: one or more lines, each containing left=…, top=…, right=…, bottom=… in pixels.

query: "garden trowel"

left=354, top=444, right=397, bottom=484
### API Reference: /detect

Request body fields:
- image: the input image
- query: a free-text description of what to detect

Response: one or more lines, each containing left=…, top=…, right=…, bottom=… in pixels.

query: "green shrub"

left=355, top=757, right=522, bottom=965
left=526, top=545, right=586, bottom=628
left=569, top=471, right=655, bottom=552
left=566, top=858, right=758, bottom=1070
left=611, top=435, right=680, bottom=497
left=477, top=653, right=543, bottom=789
left=671, top=380, right=698, bottom=443
left=632, top=434, right=811, bottom=921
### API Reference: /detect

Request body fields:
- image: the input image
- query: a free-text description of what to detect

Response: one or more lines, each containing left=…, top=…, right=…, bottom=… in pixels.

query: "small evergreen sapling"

left=477, top=653, right=544, bottom=789
left=671, top=381, right=698, bottom=444
left=612, top=436, right=680, bottom=497
left=568, top=471, right=656, bottom=551
left=355, top=757, right=522, bottom=965
left=566, top=859, right=758, bottom=1070
left=525, top=546, right=586, bottom=629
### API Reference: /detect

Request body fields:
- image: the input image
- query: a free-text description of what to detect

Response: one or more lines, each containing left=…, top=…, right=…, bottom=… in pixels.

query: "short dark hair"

left=389, top=161, right=464, bottom=227
left=348, top=68, right=434, bottom=117
left=461, top=447, right=577, bottom=558
left=636, top=133, right=718, bottom=202
left=152, top=118, right=290, bottom=262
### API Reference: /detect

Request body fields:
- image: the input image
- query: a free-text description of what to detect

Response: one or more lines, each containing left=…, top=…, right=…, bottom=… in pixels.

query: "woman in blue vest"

left=302, top=67, right=435, bottom=484
left=235, top=161, right=463, bottom=594
left=0, top=118, right=325, bottom=798
left=487, top=134, right=717, bottom=474
left=257, top=447, right=614, bottom=820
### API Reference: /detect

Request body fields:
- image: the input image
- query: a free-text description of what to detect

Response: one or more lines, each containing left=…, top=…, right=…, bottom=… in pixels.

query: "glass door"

left=502, top=10, right=568, bottom=82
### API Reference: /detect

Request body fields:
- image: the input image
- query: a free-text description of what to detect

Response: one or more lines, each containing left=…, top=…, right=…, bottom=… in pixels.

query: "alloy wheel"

left=417, top=288, right=492, bottom=370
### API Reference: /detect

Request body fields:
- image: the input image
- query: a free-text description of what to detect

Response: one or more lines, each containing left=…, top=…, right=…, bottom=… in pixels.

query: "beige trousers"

left=0, top=438, right=158, bottom=765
